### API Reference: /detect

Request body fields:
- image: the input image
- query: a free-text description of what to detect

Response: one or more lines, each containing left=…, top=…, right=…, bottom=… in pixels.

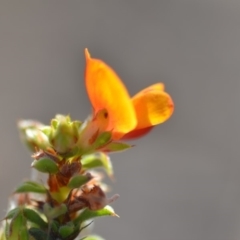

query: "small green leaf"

left=23, top=208, right=48, bottom=229
left=48, top=220, right=59, bottom=234
left=28, top=228, right=53, bottom=240
left=43, top=203, right=67, bottom=220
left=14, top=181, right=46, bottom=194
left=81, top=235, right=105, bottom=240
left=4, top=207, right=20, bottom=220
left=81, top=153, right=113, bottom=177
left=101, top=142, right=133, bottom=152
left=58, top=222, right=75, bottom=238
left=67, top=174, right=92, bottom=189
left=74, top=205, right=118, bottom=226
left=8, top=209, right=29, bottom=240
left=32, top=158, right=59, bottom=174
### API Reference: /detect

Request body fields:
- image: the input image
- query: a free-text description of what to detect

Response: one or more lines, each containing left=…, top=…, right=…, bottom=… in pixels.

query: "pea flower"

left=1, top=49, right=175, bottom=240
left=85, top=49, right=174, bottom=140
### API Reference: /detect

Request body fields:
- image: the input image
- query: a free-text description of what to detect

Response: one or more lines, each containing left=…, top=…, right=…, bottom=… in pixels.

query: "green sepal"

left=28, top=228, right=53, bottom=240
left=92, top=132, right=111, bottom=149
left=77, top=132, right=112, bottom=156
left=67, top=174, right=93, bottom=189
left=7, top=208, right=29, bottom=240
left=40, top=126, right=52, bottom=137
left=80, top=235, right=105, bottom=240
left=81, top=153, right=113, bottom=177
left=43, top=203, right=67, bottom=220
left=23, top=208, right=48, bottom=229
left=58, top=222, right=75, bottom=238
left=74, top=205, right=118, bottom=227
left=101, top=141, right=133, bottom=152
left=14, top=181, right=46, bottom=194
left=60, top=145, right=80, bottom=158
left=51, top=118, right=58, bottom=129
left=31, top=158, right=59, bottom=174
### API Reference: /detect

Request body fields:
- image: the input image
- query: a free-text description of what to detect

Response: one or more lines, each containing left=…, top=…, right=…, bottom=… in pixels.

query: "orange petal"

left=84, top=49, right=137, bottom=138
left=140, top=83, right=165, bottom=93
left=132, top=84, right=174, bottom=129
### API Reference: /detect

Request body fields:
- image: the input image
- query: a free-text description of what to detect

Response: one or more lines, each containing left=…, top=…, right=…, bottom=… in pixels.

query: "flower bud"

left=49, top=115, right=81, bottom=155
left=18, top=120, right=50, bottom=152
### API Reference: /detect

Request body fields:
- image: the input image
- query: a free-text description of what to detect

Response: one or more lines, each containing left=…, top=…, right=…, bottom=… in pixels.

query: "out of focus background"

left=1, top=1, right=240, bottom=240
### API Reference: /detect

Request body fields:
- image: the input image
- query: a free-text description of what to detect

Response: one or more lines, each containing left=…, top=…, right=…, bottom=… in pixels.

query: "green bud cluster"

left=0, top=115, right=130, bottom=240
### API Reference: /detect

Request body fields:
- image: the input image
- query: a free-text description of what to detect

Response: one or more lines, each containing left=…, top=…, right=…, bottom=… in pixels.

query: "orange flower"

left=84, top=49, right=174, bottom=140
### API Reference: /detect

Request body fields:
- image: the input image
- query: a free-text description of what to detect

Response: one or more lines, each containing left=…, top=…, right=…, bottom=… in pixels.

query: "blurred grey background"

left=1, top=1, right=240, bottom=240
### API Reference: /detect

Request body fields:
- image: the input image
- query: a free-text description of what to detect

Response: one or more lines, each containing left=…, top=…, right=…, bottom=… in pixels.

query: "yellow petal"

left=132, top=85, right=174, bottom=129
left=84, top=49, right=137, bottom=138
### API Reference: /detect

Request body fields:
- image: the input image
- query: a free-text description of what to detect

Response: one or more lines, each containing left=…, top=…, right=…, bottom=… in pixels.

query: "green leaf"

left=80, top=235, right=105, bottom=240
left=31, top=158, right=59, bottom=174
left=4, top=207, right=20, bottom=220
left=74, top=205, right=118, bottom=226
left=14, top=181, right=46, bottom=194
left=48, top=220, right=59, bottom=234
left=43, top=203, right=67, bottom=220
left=23, top=208, right=48, bottom=229
left=8, top=209, right=29, bottom=240
left=67, top=174, right=92, bottom=189
left=28, top=228, right=53, bottom=240
left=58, top=222, right=75, bottom=238
left=81, top=153, right=113, bottom=177
left=101, top=141, right=133, bottom=152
